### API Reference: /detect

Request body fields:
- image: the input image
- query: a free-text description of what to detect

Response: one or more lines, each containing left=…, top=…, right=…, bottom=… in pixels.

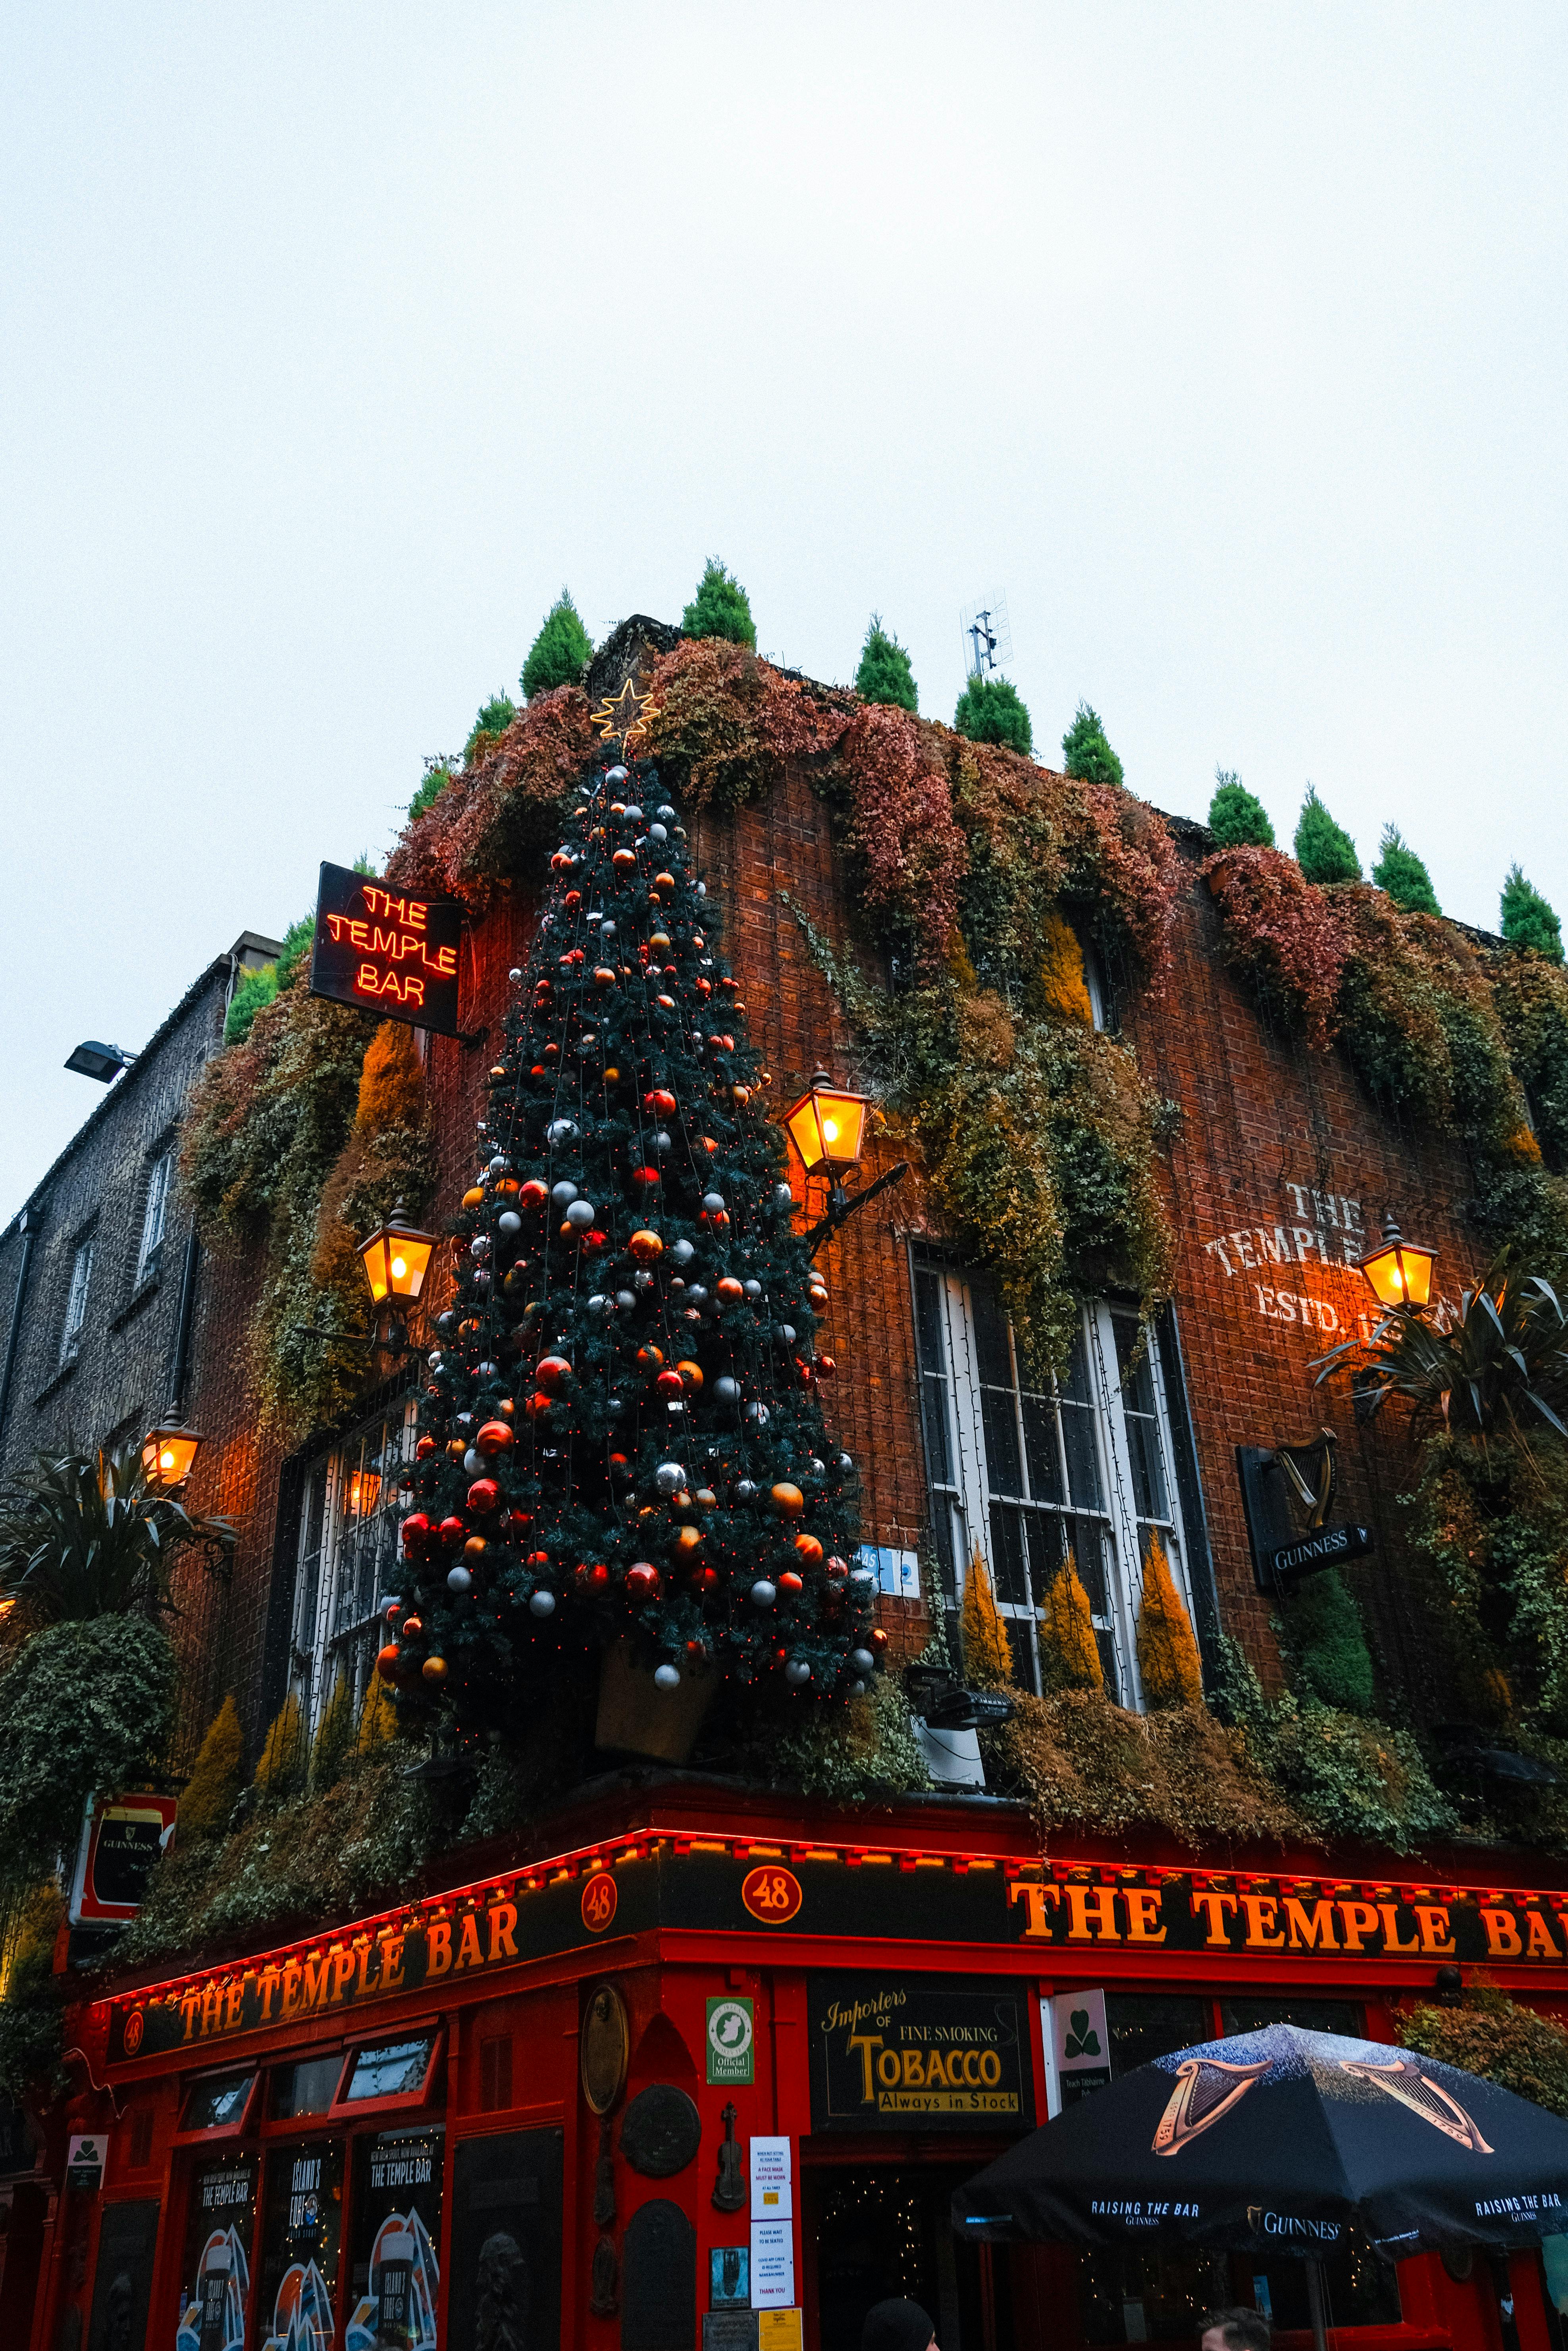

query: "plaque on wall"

left=581, top=1983, right=630, bottom=2116
left=621, top=2085, right=702, bottom=2178
left=703, top=2316, right=760, bottom=2351
left=622, top=2199, right=696, bottom=2351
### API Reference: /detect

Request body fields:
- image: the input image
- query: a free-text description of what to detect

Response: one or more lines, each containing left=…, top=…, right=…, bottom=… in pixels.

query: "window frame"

left=59, top=1232, right=95, bottom=1367
left=909, top=1249, right=1199, bottom=1711
left=291, top=1392, right=418, bottom=1738
left=133, top=1144, right=175, bottom=1289
left=172, top=2066, right=262, bottom=2147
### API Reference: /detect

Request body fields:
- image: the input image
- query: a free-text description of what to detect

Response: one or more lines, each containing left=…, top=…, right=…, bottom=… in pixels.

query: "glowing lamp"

left=1359, top=1214, right=1435, bottom=1312
left=143, top=1421, right=202, bottom=1486
left=357, top=1201, right=435, bottom=1305
left=784, top=1069, right=869, bottom=1180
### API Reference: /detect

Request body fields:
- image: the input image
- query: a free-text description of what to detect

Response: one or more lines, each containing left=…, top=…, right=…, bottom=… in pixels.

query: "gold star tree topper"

left=591, top=676, right=661, bottom=751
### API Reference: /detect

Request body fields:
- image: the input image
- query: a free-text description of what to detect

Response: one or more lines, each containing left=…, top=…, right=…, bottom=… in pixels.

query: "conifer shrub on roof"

left=854, top=614, right=918, bottom=713
left=1501, top=865, right=1565, bottom=963
left=954, top=673, right=1032, bottom=755
left=1373, top=824, right=1441, bottom=915
left=522, top=589, right=592, bottom=700
left=1294, top=787, right=1362, bottom=884
left=1208, top=769, right=1274, bottom=849
left=1061, top=701, right=1123, bottom=788
left=682, top=557, right=756, bottom=648
left=466, top=693, right=518, bottom=763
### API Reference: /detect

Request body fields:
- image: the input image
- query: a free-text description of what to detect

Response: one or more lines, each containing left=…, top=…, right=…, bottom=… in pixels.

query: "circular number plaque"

left=741, top=1865, right=803, bottom=1924
left=581, top=1872, right=619, bottom=1934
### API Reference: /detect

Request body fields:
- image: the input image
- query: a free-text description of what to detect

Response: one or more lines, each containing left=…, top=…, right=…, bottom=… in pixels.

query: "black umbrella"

left=955, top=2026, right=1568, bottom=2351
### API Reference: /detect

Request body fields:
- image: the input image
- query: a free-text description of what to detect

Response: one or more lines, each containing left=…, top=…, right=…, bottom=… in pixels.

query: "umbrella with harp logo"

left=954, top=2024, right=1568, bottom=2262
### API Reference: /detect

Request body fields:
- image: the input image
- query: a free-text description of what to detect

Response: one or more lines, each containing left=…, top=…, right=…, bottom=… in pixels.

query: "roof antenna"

left=959, top=590, right=1011, bottom=680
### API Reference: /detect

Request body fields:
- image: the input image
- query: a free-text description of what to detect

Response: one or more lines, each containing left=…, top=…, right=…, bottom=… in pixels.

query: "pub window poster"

left=808, top=1975, right=1034, bottom=2131
left=176, top=2155, right=255, bottom=2351
left=258, top=2139, right=343, bottom=2351
left=347, top=2129, right=443, bottom=2351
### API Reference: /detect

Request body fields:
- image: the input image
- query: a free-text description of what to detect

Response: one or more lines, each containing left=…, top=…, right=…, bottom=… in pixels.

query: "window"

left=59, top=1236, right=94, bottom=1366
left=134, top=1147, right=174, bottom=1286
left=912, top=1254, right=1197, bottom=1709
left=179, top=2069, right=257, bottom=2133
left=339, top=2036, right=437, bottom=2105
left=272, top=2052, right=346, bottom=2119
left=292, top=1396, right=416, bottom=1735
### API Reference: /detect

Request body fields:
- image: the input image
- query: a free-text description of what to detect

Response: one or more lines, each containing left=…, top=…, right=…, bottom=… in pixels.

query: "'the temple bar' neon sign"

left=309, top=862, right=462, bottom=1036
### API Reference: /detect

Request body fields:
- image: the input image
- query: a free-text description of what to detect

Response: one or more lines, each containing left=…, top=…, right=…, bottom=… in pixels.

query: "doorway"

left=805, top=2160, right=1004, bottom=2351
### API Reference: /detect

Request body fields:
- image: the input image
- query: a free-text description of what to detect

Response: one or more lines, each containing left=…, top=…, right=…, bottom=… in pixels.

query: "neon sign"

left=308, top=863, right=462, bottom=1037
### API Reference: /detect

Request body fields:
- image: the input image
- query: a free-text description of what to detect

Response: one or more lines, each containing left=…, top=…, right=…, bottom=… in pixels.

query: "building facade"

left=8, top=625, right=1568, bottom=2351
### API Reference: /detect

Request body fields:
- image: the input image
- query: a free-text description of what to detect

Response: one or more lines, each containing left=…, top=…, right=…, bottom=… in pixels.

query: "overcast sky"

left=4, top=4, right=1564, bottom=1219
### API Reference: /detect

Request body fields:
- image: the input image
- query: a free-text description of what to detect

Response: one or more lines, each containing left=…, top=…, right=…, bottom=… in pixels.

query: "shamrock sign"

left=1063, top=2009, right=1101, bottom=2060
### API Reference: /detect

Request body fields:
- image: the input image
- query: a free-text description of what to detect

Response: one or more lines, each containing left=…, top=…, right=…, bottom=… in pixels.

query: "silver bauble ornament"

left=653, top=1663, right=682, bottom=1691
left=529, top=1589, right=556, bottom=1617
left=447, top=1565, right=472, bottom=1593
left=751, top=1580, right=777, bottom=1608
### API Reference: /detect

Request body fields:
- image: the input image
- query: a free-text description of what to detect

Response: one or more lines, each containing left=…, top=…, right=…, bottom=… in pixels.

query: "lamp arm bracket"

left=805, top=1161, right=911, bottom=1258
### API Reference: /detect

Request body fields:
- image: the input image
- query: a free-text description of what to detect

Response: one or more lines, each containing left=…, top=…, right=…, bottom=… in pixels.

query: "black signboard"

left=447, top=2128, right=562, bottom=2351
left=308, top=862, right=462, bottom=1037
left=808, top=1975, right=1034, bottom=2133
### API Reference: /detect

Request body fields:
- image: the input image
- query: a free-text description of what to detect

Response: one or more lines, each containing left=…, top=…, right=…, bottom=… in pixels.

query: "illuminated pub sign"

left=309, top=862, right=462, bottom=1036
left=102, top=1847, right=1568, bottom=2069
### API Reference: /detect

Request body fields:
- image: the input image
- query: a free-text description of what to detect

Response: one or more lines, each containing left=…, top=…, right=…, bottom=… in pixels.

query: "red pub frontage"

left=36, top=1783, right=1568, bottom=2351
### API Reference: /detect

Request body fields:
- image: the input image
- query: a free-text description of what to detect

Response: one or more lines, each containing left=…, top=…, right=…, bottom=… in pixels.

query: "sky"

left=3, top=3, right=1565, bottom=1219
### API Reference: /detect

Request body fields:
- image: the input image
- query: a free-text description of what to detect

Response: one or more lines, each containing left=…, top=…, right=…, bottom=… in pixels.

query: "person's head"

left=1201, top=2307, right=1271, bottom=2351
left=863, top=2298, right=937, bottom=2351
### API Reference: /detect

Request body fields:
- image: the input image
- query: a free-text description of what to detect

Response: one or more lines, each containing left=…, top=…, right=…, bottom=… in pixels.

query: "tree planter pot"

left=594, top=1642, right=716, bottom=1765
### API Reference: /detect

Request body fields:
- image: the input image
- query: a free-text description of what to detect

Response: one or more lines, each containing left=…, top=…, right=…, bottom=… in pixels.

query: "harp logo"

left=1340, top=2059, right=1494, bottom=2154
left=1153, top=2057, right=1271, bottom=2156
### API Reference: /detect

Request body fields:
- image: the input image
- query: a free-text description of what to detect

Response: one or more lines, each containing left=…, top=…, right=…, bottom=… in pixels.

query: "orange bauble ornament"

left=771, top=1483, right=805, bottom=1518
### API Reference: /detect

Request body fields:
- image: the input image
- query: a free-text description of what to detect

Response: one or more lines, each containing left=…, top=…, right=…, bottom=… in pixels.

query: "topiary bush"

left=1061, top=702, right=1121, bottom=786
left=1208, top=771, right=1275, bottom=849
left=407, top=760, right=455, bottom=824
left=178, top=1696, right=243, bottom=1837
left=682, top=558, right=756, bottom=648
left=1501, top=865, right=1564, bottom=963
left=854, top=615, right=918, bottom=712
left=1038, top=1560, right=1103, bottom=1692
left=955, top=674, right=1032, bottom=755
left=961, top=1550, right=1016, bottom=1687
left=1136, top=1535, right=1204, bottom=1707
left=1277, top=1567, right=1375, bottom=1715
left=1373, top=824, right=1440, bottom=915
left=1294, top=787, right=1362, bottom=883
left=522, top=589, right=592, bottom=699
left=274, top=912, right=317, bottom=992
left=224, top=961, right=278, bottom=1046
left=466, top=694, right=518, bottom=763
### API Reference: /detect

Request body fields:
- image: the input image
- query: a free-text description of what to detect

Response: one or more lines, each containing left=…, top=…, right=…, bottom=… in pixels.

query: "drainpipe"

left=0, top=1209, right=37, bottom=1451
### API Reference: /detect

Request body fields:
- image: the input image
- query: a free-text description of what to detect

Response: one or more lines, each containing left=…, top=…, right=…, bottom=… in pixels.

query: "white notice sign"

left=751, top=2220, right=795, bottom=2309
left=749, top=2135, right=793, bottom=2219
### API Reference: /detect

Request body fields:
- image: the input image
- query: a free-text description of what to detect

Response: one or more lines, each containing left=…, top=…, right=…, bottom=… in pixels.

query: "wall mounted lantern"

left=357, top=1203, right=435, bottom=1308
left=782, top=1069, right=908, bottom=1257
left=143, top=1420, right=202, bottom=1487
left=1358, top=1214, right=1436, bottom=1313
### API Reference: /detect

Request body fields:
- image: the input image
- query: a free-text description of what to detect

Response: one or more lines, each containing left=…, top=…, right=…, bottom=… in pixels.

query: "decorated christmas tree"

left=386, top=718, right=880, bottom=1740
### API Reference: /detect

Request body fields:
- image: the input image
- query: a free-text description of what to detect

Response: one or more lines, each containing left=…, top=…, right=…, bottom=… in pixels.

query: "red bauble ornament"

left=476, top=1419, right=513, bottom=1454
left=693, top=1565, right=719, bottom=1590
left=794, top=1533, right=824, bottom=1566
left=402, top=1615, right=424, bottom=1638
left=415, top=1436, right=437, bottom=1461
left=520, top=1179, right=549, bottom=1211
left=438, top=1517, right=466, bottom=1548
left=629, top=1228, right=663, bottom=1263
left=467, top=1478, right=501, bottom=1513
left=870, top=1627, right=890, bottom=1653
left=376, top=1643, right=403, bottom=1683
left=536, top=1356, right=572, bottom=1392
left=817, top=1356, right=836, bottom=1379
left=631, top=1166, right=660, bottom=1188
left=644, top=1088, right=677, bottom=1115
left=656, top=1369, right=684, bottom=1396
left=778, top=1570, right=804, bottom=1595
left=401, top=1512, right=431, bottom=1552
left=826, top=1555, right=848, bottom=1579
left=526, top=1550, right=551, bottom=1570
left=717, top=1277, right=744, bottom=1304
left=636, top=1345, right=664, bottom=1371
left=626, top=1563, right=661, bottom=1600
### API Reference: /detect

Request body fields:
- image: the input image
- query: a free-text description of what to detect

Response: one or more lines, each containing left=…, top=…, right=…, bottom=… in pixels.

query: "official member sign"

left=808, top=1976, right=1034, bottom=2132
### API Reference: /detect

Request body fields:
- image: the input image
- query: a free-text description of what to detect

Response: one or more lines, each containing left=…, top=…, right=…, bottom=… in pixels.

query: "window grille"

left=910, top=1252, right=1196, bottom=1709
